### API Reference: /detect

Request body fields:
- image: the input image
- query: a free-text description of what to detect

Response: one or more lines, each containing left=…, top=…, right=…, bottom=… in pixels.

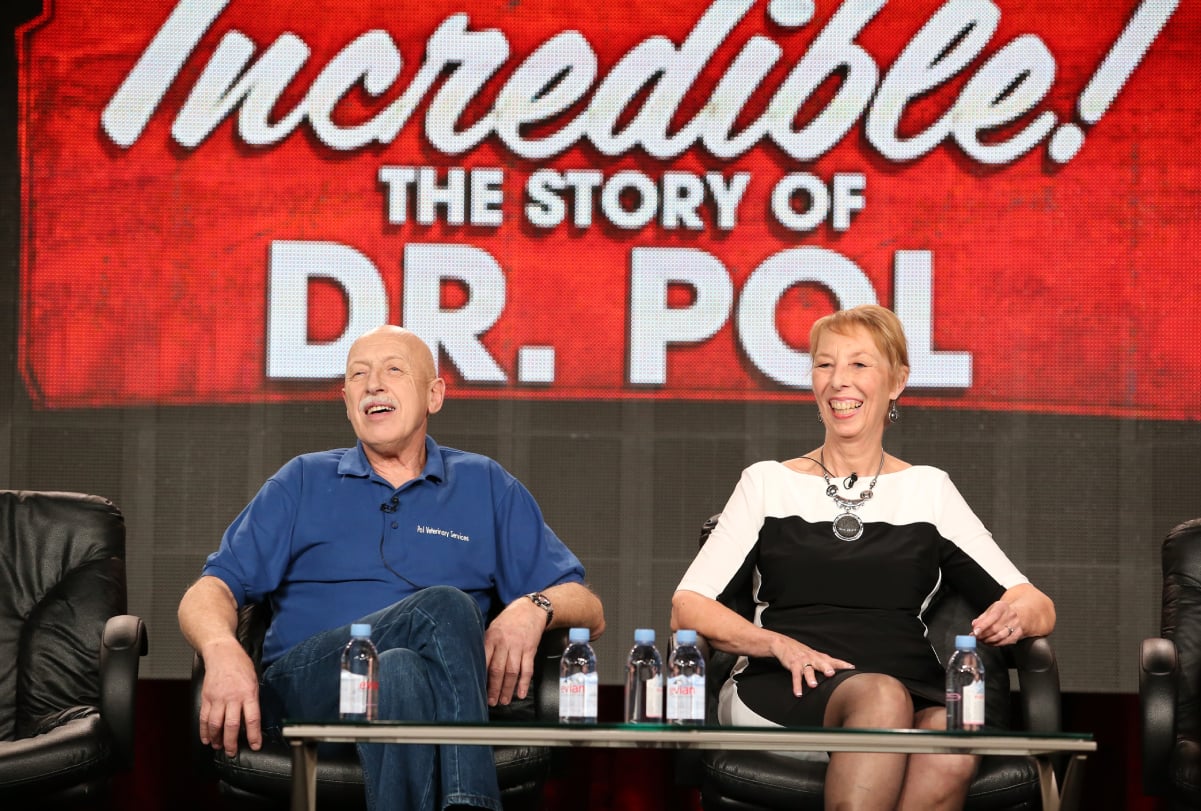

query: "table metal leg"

left=1035, top=757, right=1061, bottom=811
left=290, top=739, right=318, bottom=811
left=1058, top=753, right=1089, bottom=811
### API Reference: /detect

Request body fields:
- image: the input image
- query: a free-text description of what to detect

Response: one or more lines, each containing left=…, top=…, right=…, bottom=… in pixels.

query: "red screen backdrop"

left=18, top=0, right=1201, bottom=417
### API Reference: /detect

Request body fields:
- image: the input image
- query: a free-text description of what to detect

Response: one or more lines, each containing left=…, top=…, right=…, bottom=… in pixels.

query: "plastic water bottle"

left=945, top=634, right=985, bottom=731
left=339, top=623, right=379, bottom=721
left=666, top=629, right=706, bottom=725
left=624, top=628, right=663, bottom=723
left=559, top=627, right=599, bottom=723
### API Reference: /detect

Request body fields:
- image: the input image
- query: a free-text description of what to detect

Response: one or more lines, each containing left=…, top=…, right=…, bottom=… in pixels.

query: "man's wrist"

left=525, top=592, right=553, bottom=627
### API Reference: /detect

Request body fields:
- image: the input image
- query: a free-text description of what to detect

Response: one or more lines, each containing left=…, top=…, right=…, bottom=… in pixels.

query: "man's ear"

left=427, top=378, right=446, bottom=415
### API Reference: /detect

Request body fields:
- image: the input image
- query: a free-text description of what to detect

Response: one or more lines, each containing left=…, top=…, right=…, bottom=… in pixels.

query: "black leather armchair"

left=0, top=490, right=149, bottom=807
left=1140, top=517, right=1201, bottom=810
left=191, top=600, right=567, bottom=809
left=684, top=515, right=1065, bottom=811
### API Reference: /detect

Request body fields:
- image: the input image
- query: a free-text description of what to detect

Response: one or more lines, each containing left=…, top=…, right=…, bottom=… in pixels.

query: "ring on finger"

left=1005, top=626, right=1015, bottom=637
left=802, top=663, right=814, bottom=670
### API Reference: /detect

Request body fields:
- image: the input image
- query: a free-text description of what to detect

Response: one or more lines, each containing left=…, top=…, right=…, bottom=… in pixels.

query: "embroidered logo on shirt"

left=416, top=524, right=471, bottom=542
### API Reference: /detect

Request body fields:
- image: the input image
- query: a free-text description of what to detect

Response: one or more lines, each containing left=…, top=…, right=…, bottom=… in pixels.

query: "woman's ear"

left=891, top=366, right=910, bottom=400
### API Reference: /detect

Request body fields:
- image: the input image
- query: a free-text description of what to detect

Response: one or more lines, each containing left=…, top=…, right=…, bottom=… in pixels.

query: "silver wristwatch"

left=526, top=592, right=553, bottom=626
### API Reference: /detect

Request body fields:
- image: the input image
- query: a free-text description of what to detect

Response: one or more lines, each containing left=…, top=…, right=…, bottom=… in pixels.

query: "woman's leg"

left=821, top=674, right=914, bottom=811
left=895, top=705, right=978, bottom=811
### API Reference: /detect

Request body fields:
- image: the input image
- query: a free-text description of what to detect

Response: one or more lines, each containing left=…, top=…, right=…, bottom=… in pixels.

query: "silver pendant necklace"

left=819, top=447, right=885, bottom=542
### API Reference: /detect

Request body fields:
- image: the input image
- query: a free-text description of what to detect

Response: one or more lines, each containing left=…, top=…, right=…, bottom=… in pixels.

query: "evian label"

left=963, top=676, right=986, bottom=727
left=559, top=671, right=598, bottom=720
left=666, top=673, right=706, bottom=722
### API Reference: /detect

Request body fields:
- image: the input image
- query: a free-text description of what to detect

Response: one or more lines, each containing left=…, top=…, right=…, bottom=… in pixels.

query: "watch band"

left=526, top=592, right=553, bottom=626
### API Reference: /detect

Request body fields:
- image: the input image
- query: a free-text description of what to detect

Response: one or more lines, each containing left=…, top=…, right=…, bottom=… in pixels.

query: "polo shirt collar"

left=420, top=435, right=446, bottom=483
left=338, top=436, right=445, bottom=485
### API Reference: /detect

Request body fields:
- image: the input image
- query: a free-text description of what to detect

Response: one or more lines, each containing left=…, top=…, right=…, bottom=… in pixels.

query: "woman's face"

left=811, top=325, right=906, bottom=438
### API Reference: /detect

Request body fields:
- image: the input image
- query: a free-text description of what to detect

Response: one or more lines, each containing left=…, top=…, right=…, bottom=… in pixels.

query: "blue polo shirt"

left=202, top=436, right=585, bottom=664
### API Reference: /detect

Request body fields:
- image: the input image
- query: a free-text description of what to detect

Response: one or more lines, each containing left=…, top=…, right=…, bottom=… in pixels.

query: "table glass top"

left=281, top=719, right=1095, bottom=755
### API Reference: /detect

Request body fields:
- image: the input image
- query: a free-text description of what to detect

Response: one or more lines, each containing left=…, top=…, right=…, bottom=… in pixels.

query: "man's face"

left=341, top=330, right=443, bottom=455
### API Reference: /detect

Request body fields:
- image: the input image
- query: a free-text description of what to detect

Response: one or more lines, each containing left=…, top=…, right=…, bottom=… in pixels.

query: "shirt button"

left=391, top=521, right=398, bottom=529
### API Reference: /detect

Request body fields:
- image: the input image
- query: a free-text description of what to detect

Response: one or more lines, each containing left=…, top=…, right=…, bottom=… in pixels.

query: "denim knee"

left=410, top=585, right=485, bottom=632
left=376, top=647, right=435, bottom=720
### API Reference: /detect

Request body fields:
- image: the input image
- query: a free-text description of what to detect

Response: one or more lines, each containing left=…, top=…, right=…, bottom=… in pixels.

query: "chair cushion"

left=0, top=712, right=113, bottom=797
left=703, top=751, right=825, bottom=809
left=964, top=756, right=1044, bottom=810
left=212, top=741, right=551, bottom=808
left=701, top=750, right=1044, bottom=811
left=215, top=742, right=366, bottom=806
left=1171, top=737, right=1201, bottom=809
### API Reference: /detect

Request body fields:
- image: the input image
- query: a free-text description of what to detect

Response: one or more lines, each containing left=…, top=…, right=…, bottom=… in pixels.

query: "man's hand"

left=197, top=637, right=263, bottom=757
left=483, top=596, right=547, bottom=707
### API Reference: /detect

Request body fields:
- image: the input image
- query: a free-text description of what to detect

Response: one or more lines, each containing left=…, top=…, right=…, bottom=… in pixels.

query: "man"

left=179, top=325, right=606, bottom=811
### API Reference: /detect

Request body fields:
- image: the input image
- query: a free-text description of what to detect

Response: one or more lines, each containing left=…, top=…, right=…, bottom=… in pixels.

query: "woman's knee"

left=909, top=752, right=978, bottom=787
left=827, top=674, right=914, bottom=727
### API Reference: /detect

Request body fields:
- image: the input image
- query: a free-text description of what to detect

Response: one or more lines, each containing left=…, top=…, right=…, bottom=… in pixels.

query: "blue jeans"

left=261, top=585, right=502, bottom=811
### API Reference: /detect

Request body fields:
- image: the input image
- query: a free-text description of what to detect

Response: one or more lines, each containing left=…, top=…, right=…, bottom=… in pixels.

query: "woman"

left=672, top=304, right=1055, bottom=811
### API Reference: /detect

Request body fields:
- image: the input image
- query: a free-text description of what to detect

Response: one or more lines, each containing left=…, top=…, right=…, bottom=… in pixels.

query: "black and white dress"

left=675, top=461, right=1028, bottom=727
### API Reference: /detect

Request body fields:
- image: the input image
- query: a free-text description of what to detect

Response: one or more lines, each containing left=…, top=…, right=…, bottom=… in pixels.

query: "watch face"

left=528, top=592, right=553, bottom=623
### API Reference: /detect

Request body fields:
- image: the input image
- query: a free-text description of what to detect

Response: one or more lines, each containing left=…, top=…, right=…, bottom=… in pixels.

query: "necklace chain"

left=819, top=447, right=885, bottom=504
left=814, top=448, right=885, bottom=542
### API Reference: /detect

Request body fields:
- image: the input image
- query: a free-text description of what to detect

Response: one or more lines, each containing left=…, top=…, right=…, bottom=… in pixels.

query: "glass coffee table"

left=282, top=720, right=1094, bottom=811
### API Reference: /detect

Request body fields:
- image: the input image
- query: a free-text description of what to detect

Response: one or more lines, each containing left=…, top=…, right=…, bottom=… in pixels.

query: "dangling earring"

left=888, top=400, right=899, bottom=423
left=817, top=411, right=823, bottom=424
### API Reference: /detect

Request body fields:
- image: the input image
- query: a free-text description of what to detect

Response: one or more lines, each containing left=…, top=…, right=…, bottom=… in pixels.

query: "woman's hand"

left=970, top=599, right=1024, bottom=645
left=971, top=583, right=1057, bottom=646
left=767, top=633, right=854, bottom=696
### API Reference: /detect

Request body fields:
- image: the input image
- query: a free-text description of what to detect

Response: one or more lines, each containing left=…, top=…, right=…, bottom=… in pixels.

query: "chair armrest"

left=1140, top=636, right=1178, bottom=795
left=534, top=628, right=570, bottom=721
left=99, top=614, right=148, bottom=770
left=1010, top=636, right=1062, bottom=733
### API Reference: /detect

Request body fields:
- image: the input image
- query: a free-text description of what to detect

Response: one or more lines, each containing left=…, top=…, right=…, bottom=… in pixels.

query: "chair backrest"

left=1161, top=518, right=1201, bottom=741
left=698, top=513, right=1016, bottom=729
left=0, top=491, right=126, bottom=741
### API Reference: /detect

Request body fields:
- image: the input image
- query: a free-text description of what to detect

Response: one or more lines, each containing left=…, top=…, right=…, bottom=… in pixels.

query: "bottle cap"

left=634, top=627, right=655, bottom=644
left=350, top=623, right=372, bottom=638
left=675, top=629, right=697, bottom=645
left=569, top=627, right=590, bottom=643
left=954, top=634, right=977, bottom=649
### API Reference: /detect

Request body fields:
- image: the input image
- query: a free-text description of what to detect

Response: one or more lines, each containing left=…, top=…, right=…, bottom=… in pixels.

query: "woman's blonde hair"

left=809, top=304, right=910, bottom=385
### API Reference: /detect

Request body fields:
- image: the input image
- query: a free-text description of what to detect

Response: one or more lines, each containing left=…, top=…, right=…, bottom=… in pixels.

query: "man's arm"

left=178, top=575, right=262, bottom=756
left=483, top=581, right=605, bottom=707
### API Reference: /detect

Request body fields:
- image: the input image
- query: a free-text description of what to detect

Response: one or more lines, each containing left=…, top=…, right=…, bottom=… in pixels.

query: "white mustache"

left=359, top=396, right=397, bottom=412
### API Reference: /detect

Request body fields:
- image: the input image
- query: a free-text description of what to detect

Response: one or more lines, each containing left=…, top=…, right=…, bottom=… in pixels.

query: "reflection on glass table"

left=283, top=720, right=1095, bottom=811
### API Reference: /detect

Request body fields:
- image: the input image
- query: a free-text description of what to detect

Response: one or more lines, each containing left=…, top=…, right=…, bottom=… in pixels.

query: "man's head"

left=342, top=326, right=444, bottom=458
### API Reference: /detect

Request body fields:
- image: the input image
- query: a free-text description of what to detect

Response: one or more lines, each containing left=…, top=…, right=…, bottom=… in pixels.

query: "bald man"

left=180, top=326, right=605, bottom=811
